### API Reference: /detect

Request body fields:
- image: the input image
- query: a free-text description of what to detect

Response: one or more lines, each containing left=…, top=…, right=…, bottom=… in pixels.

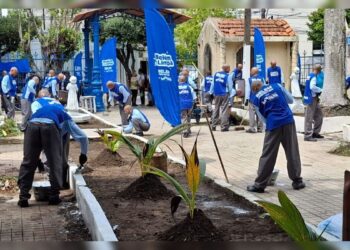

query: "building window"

left=204, top=44, right=212, bottom=73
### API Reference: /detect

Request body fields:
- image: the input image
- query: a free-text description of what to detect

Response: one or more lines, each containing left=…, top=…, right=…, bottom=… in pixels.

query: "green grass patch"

left=329, top=142, right=350, bottom=157
left=0, top=119, right=21, bottom=138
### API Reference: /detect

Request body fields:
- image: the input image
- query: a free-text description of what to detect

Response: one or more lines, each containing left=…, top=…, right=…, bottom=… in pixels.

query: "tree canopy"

left=307, top=9, right=350, bottom=47
left=100, top=14, right=146, bottom=83
left=175, top=8, right=235, bottom=64
left=0, top=15, right=21, bottom=56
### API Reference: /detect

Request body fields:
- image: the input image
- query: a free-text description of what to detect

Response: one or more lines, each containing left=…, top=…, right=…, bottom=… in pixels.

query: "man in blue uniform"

left=201, top=71, right=213, bottom=113
left=247, top=80, right=305, bottom=193
left=179, top=75, right=197, bottom=138
left=346, top=76, right=350, bottom=90
left=245, top=67, right=265, bottom=133
left=123, top=105, right=150, bottom=136
left=303, top=65, right=323, bottom=142
left=0, top=70, right=8, bottom=115
left=20, top=76, right=40, bottom=131
left=33, top=89, right=88, bottom=189
left=228, top=64, right=243, bottom=106
left=17, top=92, right=72, bottom=207
left=107, top=81, right=132, bottom=126
left=210, top=65, right=234, bottom=132
left=1, top=67, right=18, bottom=119
left=266, top=60, right=284, bottom=86
left=42, top=69, right=58, bottom=98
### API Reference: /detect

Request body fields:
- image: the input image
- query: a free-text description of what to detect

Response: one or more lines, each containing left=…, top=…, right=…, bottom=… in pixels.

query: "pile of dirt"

left=158, top=209, right=223, bottom=241
left=89, top=148, right=128, bottom=167
left=118, top=174, right=174, bottom=200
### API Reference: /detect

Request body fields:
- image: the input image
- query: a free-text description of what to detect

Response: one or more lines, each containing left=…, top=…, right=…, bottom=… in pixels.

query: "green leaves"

left=0, top=119, right=21, bottom=138
left=257, top=190, right=317, bottom=242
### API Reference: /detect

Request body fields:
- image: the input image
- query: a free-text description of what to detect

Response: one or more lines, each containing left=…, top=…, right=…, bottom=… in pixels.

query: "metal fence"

left=299, top=55, right=324, bottom=85
left=1, top=53, right=75, bottom=91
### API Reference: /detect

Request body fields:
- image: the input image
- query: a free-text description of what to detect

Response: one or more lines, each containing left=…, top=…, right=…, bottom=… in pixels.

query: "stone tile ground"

left=97, top=106, right=349, bottom=226
left=0, top=143, right=70, bottom=241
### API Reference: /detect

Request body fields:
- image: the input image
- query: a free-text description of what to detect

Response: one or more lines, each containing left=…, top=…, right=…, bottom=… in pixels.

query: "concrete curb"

left=71, top=165, right=118, bottom=242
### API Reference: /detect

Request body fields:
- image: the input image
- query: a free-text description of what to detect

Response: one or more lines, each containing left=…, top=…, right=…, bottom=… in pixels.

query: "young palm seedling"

left=147, top=132, right=206, bottom=219
left=98, top=129, right=122, bottom=154
left=98, top=124, right=190, bottom=200
left=257, top=190, right=327, bottom=242
left=147, top=133, right=223, bottom=241
left=99, top=123, right=189, bottom=175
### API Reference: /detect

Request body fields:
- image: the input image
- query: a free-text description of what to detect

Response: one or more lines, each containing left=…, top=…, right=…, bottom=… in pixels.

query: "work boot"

left=292, top=181, right=306, bottom=190
left=246, top=128, right=256, bottom=133
left=247, top=185, right=265, bottom=193
left=134, top=131, right=144, bottom=136
left=304, top=137, right=317, bottom=142
left=312, top=133, right=324, bottom=139
left=211, top=126, right=216, bottom=131
left=221, top=128, right=229, bottom=132
left=17, top=200, right=29, bottom=208
left=183, top=132, right=190, bottom=138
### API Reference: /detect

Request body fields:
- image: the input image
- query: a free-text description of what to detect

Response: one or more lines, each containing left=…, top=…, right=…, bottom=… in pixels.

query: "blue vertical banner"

left=145, top=8, right=181, bottom=126
left=100, top=37, right=117, bottom=93
left=254, top=27, right=266, bottom=79
left=73, top=52, right=83, bottom=88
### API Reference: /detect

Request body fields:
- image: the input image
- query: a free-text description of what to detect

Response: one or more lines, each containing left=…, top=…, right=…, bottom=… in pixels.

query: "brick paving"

left=0, top=143, right=68, bottom=241
left=97, top=106, right=349, bottom=226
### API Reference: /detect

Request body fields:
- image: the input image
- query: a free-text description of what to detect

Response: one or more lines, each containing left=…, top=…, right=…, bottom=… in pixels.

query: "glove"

left=244, top=99, right=249, bottom=106
left=79, top=153, right=87, bottom=166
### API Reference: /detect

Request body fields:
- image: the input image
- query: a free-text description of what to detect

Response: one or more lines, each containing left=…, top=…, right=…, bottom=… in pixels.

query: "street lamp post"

left=82, top=19, right=91, bottom=95
left=91, top=14, right=105, bottom=112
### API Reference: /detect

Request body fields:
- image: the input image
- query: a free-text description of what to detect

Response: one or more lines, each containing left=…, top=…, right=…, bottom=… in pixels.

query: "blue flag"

left=145, top=8, right=181, bottom=126
left=73, top=52, right=83, bottom=88
left=254, top=27, right=266, bottom=79
left=100, top=37, right=117, bottom=93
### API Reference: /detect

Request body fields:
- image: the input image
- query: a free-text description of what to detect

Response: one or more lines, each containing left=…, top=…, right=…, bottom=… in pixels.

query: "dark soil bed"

left=322, top=104, right=350, bottom=117
left=69, top=140, right=289, bottom=242
left=78, top=118, right=114, bottom=129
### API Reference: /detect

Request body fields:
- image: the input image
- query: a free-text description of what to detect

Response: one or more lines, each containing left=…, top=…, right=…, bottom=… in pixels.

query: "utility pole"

left=242, top=8, right=252, bottom=101
left=261, top=8, right=267, bottom=19
left=244, top=9, right=251, bottom=45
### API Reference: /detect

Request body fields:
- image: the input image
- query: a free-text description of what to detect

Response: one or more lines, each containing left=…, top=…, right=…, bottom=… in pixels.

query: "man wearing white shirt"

left=20, top=76, right=40, bottom=131
left=107, top=81, right=132, bottom=125
left=123, top=105, right=150, bottom=136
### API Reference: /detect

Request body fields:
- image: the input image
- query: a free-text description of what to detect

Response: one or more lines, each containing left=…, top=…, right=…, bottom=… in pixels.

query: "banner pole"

left=192, top=63, right=229, bottom=183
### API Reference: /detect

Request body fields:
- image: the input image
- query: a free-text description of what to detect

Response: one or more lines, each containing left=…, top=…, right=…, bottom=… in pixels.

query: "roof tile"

left=215, top=18, right=296, bottom=37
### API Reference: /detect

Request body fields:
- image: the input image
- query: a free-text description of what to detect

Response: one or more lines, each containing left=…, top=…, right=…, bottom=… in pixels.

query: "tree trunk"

left=321, top=9, right=348, bottom=107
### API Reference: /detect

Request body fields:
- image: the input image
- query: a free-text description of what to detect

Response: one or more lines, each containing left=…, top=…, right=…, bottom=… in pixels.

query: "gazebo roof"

left=72, top=8, right=191, bottom=24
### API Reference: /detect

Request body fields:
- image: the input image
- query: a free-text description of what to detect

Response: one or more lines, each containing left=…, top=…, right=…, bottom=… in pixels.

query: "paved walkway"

left=0, top=143, right=74, bottom=241
left=97, top=106, right=349, bottom=227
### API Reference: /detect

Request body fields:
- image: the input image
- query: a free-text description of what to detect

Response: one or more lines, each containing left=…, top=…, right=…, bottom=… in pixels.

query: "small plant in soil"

left=257, top=190, right=325, bottom=242
left=99, top=123, right=189, bottom=175
left=147, top=133, right=223, bottom=241
left=98, top=129, right=122, bottom=154
left=98, top=124, right=189, bottom=200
